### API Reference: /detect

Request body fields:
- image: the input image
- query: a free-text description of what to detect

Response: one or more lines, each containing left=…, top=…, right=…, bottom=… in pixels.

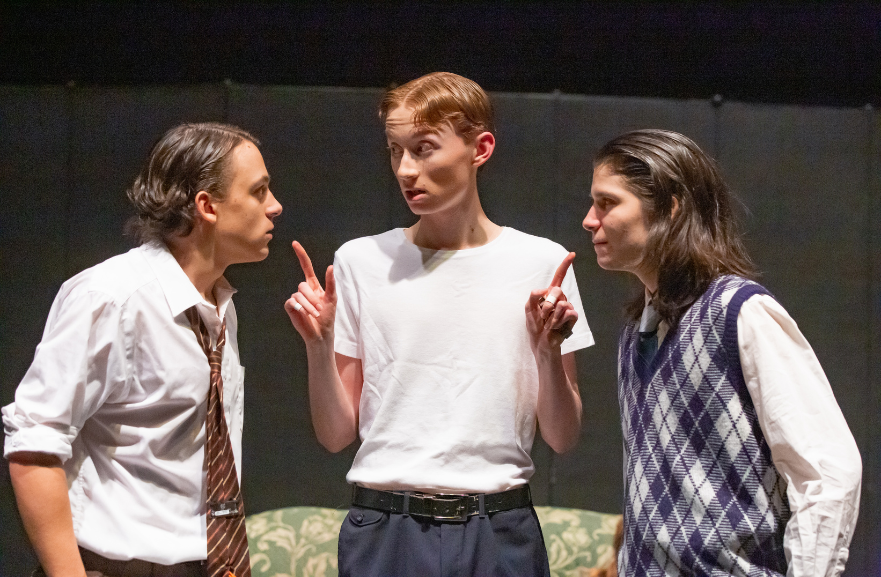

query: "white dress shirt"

left=645, top=293, right=862, bottom=577
left=3, top=242, right=245, bottom=564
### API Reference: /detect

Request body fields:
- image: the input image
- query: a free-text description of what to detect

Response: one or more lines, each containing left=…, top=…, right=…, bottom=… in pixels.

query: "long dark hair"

left=594, top=129, right=757, bottom=326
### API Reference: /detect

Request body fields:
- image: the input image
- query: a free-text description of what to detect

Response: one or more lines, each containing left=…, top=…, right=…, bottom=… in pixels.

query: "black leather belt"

left=77, top=547, right=207, bottom=577
left=352, top=484, right=532, bottom=522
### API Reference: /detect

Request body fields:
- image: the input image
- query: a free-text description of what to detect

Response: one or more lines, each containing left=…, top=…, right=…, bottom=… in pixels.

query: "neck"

left=638, top=269, right=659, bottom=297
left=407, top=192, right=501, bottom=250
left=166, top=229, right=226, bottom=306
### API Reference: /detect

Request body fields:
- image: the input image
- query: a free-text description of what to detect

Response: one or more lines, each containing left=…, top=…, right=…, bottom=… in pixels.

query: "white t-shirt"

left=334, top=227, right=594, bottom=493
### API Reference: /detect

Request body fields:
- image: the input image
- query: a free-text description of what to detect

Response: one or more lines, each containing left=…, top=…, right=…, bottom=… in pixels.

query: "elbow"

left=539, top=405, right=583, bottom=454
left=317, top=431, right=356, bottom=454
left=550, top=437, right=580, bottom=455
left=831, top=437, right=864, bottom=492
left=545, top=430, right=581, bottom=454
left=841, top=446, right=863, bottom=492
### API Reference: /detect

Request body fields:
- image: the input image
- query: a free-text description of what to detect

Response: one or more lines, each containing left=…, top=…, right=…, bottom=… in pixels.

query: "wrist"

left=532, top=341, right=562, bottom=363
left=304, top=335, right=335, bottom=355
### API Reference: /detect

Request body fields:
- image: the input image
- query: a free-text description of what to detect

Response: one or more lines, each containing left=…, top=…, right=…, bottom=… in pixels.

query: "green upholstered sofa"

left=247, top=506, right=621, bottom=577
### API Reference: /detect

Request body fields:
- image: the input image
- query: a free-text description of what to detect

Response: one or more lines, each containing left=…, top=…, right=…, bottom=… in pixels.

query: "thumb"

left=526, top=288, right=545, bottom=311
left=325, top=265, right=336, bottom=301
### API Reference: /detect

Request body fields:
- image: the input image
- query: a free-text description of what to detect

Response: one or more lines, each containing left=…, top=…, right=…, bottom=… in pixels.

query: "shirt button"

left=355, top=514, right=364, bottom=523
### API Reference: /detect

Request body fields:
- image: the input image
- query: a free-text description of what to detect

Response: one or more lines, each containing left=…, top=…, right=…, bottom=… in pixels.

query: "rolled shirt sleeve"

left=3, top=286, right=127, bottom=462
left=737, top=294, right=862, bottom=577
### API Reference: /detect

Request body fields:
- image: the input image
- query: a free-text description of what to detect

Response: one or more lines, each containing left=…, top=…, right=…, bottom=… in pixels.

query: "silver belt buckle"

left=430, top=494, right=469, bottom=522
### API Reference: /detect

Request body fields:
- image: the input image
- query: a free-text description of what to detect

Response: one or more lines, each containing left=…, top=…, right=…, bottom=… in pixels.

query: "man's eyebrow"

left=412, top=125, right=440, bottom=137
left=384, top=124, right=439, bottom=138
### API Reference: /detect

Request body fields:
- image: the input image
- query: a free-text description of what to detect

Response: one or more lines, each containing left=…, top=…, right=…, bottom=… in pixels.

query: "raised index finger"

left=292, top=241, right=321, bottom=290
left=549, top=252, right=576, bottom=288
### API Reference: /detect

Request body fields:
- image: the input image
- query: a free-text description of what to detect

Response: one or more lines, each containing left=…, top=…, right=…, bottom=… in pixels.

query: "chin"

left=595, top=257, right=620, bottom=272
left=242, top=247, right=270, bottom=264
left=406, top=205, right=432, bottom=217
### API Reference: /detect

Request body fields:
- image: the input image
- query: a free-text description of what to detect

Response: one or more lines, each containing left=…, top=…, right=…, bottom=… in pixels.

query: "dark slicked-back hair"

left=594, top=129, right=757, bottom=326
left=125, top=122, right=259, bottom=244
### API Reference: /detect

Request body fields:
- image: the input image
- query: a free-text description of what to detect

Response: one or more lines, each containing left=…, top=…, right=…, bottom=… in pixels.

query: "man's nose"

left=396, top=151, right=419, bottom=179
left=267, top=190, right=283, bottom=219
left=582, top=205, right=599, bottom=232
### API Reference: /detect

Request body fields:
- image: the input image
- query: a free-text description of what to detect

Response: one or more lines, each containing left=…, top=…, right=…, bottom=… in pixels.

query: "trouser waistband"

left=77, top=547, right=207, bottom=577
left=352, top=484, right=532, bottom=521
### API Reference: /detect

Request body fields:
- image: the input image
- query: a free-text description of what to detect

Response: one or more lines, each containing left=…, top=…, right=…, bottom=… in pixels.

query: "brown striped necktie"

left=186, top=307, right=251, bottom=577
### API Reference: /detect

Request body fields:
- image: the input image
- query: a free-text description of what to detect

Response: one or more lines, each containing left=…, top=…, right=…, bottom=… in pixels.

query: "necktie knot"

left=208, top=349, right=223, bottom=368
left=640, top=301, right=661, bottom=333
left=638, top=302, right=661, bottom=365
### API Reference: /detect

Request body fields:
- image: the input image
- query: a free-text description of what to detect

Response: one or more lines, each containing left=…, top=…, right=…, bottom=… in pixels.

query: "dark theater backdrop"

left=0, top=3, right=879, bottom=576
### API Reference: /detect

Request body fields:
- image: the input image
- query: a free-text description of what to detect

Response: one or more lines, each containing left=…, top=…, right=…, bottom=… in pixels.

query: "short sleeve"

left=560, top=264, right=595, bottom=355
left=333, top=252, right=361, bottom=359
left=3, top=287, right=128, bottom=462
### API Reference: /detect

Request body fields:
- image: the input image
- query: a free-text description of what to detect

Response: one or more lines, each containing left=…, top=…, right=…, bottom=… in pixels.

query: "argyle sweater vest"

left=618, top=275, right=791, bottom=576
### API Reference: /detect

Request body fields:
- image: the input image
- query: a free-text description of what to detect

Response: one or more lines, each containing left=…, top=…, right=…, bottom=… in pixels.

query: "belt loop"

left=478, top=493, right=486, bottom=518
left=402, top=491, right=410, bottom=517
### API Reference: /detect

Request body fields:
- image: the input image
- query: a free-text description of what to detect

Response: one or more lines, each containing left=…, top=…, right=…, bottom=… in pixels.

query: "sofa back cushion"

left=247, top=506, right=621, bottom=577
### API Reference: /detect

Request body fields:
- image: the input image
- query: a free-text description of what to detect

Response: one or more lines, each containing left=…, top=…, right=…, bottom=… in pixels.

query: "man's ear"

left=671, top=196, right=680, bottom=218
left=194, top=191, right=218, bottom=225
left=472, top=131, right=495, bottom=168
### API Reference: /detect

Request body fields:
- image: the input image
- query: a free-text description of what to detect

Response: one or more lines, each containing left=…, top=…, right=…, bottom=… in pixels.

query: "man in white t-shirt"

left=285, top=72, right=594, bottom=576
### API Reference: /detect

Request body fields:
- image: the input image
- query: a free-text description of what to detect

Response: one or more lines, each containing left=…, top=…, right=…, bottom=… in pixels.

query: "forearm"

left=784, top=475, right=862, bottom=577
left=305, top=341, right=358, bottom=452
left=9, top=453, right=86, bottom=577
left=535, top=350, right=582, bottom=453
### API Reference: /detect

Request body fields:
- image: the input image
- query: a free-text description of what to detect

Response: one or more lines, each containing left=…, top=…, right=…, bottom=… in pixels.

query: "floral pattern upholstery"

left=534, top=507, right=620, bottom=577
left=247, top=506, right=621, bottom=577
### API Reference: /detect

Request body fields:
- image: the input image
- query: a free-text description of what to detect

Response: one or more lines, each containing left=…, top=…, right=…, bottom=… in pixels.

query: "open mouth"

left=404, top=189, right=428, bottom=202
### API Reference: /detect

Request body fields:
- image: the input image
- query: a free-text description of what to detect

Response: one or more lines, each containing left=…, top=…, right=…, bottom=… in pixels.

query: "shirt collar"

left=639, top=290, right=657, bottom=329
left=139, top=242, right=238, bottom=319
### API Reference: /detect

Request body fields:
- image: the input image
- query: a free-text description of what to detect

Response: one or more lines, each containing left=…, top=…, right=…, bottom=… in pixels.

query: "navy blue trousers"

left=338, top=504, right=551, bottom=577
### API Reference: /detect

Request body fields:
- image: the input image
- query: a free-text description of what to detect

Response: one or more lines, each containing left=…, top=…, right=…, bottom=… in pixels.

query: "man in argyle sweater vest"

left=619, top=275, right=789, bottom=574
left=583, top=130, right=861, bottom=576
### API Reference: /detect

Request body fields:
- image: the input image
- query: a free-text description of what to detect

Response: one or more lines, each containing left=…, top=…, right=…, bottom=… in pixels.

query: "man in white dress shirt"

left=582, top=129, right=861, bottom=576
left=4, top=122, right=282, bottom=576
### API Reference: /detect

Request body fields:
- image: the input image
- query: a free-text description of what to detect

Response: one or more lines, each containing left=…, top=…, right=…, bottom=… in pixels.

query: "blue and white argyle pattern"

left=618, top=275, right=790, bottom=576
